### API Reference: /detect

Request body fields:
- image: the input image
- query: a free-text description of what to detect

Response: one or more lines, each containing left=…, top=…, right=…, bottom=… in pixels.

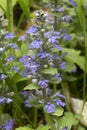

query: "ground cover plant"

left=0, top=0, right=87, bottom=130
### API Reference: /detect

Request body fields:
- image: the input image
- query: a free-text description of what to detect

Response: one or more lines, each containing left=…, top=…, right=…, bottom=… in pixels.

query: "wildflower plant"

left=0, top=12, right=18, bottom=129
left=16, top=0, right=79, bottom=130
left=0, top=0, right=83, bottom=130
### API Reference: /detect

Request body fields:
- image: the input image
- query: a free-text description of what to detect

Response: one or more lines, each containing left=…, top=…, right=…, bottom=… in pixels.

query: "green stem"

left=42, top=88, right=47, bottom=100
left=2, top=79, right=6, bottom=94
left=42, top=88, right=55, bottom=129
left=7, top=0, right=13, bottom=32
left=34, top=108, right=38, bottom=128
left=45, top=112, right=55, bottom=130
left=81, top=9, right=87, bottom=113
left=0, top=59, right=7, bottom=73
left=0, top=105, right=2, bottom=125
left=16, top=12, right=25, bottom=32
left=13, top=101, right=34, bottom=127
left=53, top=84, right=57, bottom=94
left=54, top=0, right=58, bottom=30
left=61, top=82, right=72, bottom=111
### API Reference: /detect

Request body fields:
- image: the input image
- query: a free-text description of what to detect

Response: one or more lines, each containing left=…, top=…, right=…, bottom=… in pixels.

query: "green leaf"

left=63, top=48, right=85, bottom=71
left=36, top=125, right=51, bottom=130
left=78, top=124, right=86, bottom=130
left=63, top=62, right=76, bottom=72
left=57, top=112, right=79, bottom=130
left=15, top=126, right=32, bottom=130
left=24, top=83, right=39, bottom=90
left=42, top=68, right=57, bottom=75
left=62, top=75, right=77, bottom=81
left=0, top=0, right=17, bottom=13
left=49, top=77, right=60, bottom=84
left=75, top=113, right=83, bottom=120
left=17, top=77, right=29, bottom=82
left=51, top=107, right=64, bottom=117
left=17, top=0, right=30, bottom=20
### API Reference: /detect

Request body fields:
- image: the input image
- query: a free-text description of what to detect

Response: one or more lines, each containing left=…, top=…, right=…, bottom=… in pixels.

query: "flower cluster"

left=20, top=89, right=65, bottom=114
left=19, top=10, right=72, bottom=89
left=0, top=13, right=19, bottom=77
left=1, top=119, right=14, bottom=130
left=0, top=96, right=13, bottom=104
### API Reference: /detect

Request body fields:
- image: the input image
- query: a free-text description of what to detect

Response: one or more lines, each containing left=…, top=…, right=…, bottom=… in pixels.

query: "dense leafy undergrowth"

left=0, top=0, right=87, bottom=130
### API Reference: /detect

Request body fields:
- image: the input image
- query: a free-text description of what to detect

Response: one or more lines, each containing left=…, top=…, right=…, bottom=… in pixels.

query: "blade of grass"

left=7, top=0, right=13, bottom=32
left=17, top=0, right=31, bottom=22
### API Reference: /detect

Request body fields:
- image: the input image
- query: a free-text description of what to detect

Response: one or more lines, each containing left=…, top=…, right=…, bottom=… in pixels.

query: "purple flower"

left=26, top=26, right=38, bottom=35
left=61, top=15, right=72, bottom=22
left=18, top=35, right=27, bottom=41
left=69, top=0, right=78, bottom=7
left=48, top=37, right=57, bottom=44
left=44, top=102, right=55, bottom=113
left=29, top=40, right=43, bottom=49
left=62, top=126, right=68, bottom=130
left=0, top=74, right=7, bottom=80
left=3, top=119, right=14, bottom=130
left=38, top=79, right=49, bottom=88
left=10, top=43, right=19, bottom=50
left=6, top=43, right=18, bottom=50
left=0, top=97, right=13, bottom=104
left=20, top=90, right=29, bottom=97
left=63, top=34, right=72, bottom=41
left=55, top=73, right=62, bottom=81
left=44, top=31, right=60, bottom=38
left=29, top=62, right=40, bottom=72
left=25, top=96, right=32, bottom=108
left=12, top=66, right=20, bottom=73
left=19, top=55, right=30, bottom=63
left=22, top=68, right=30, bottom=77
left=55, top=99, right=65, bottom=107
left=37, top=51, right=47, bottom=58
left=0, top=97, right=6, bottom=104
left=53, top=45, right=63, bottom=51
left=4, top=32, right=15, bottom=39
left=5, top=55, right=16, bottom=62
left=59, top=62, right=66, bottom=69
left=45, top=14, right=54, bottom=24
left=56, top=91, right=65, bottom=99
left=55, top=7, right=65, bottom=12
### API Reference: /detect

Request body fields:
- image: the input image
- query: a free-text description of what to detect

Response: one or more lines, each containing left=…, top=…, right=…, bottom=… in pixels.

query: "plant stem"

left=13, top=101, right=34, bottom=127
left=81, top=8, right=87, bottom=113
left=61, top=82, right=72, bottom=111
left=42, top=88, right=55, bottom=129
left=34, top=108, right=38, bottom=128
left=54, top=0, right=58, bottom=30
left=45, top=112, right=55, bottom=130
left=53, top=84, right=57, bottom=94
left=7, top=0, right=13, bottom=32
left=0, top=105, right=2, bottom=125
left=16, top=12, right=25, bottom=32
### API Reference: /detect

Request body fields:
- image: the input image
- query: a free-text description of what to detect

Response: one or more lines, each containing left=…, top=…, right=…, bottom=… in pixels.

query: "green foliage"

left=15, top=125, right=51, bottom=130
left=17, top=0, right=30, bottom=20
left=63, top=48, right=85, bottom=71
left=0, top=0, right=17, bottom=13
left=42, top=68, right=57, bottom=75
left=16, top=126, right=32, bottom=130
left=57, top=112, right=79, bottom=130
left=24, top=83, right=39, bottom=90
left=63, top=62, right=76, bottom=72
left=36, top=125, right=51, bottom=130
left=51, top=106, right=64, bottom=117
